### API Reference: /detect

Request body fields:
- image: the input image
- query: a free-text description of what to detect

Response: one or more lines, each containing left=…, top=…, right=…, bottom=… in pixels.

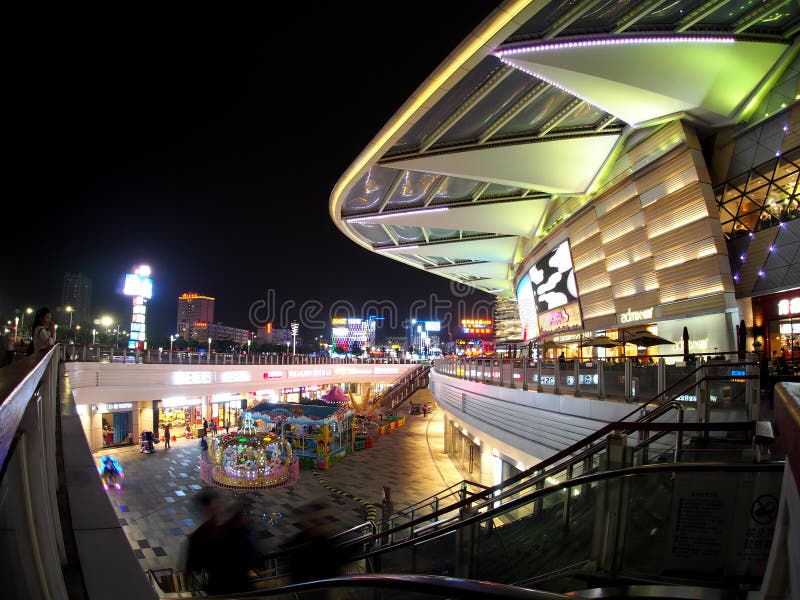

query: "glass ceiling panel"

left=703, top=1, right=756, bottom=26
left=342, top=166, right=398, bottom=214
left=437, top=71, right=538, bottom=145
left=391, top=58, right=503, bottom=154
left=511, top=0, right=583, bottom=39
left=389, top=224, right=424, bottom=243
left=495, top=86, right=573, bottom=137
left=562, top=0, right=642, bottom=35
left=482, top=183, right=526, bottom=198
left=554, top=102, right=606, bottom=130
left=428, top=227, right=460, bottom=240
left=350, top=222, right=393, bottom=245
left=636, top=0, right=717, bottom=27
left=384, top=171, right=440, bottom=209
left=749, top=9, right=800, bottom=33
left=431, top=177, right=482, bottom=204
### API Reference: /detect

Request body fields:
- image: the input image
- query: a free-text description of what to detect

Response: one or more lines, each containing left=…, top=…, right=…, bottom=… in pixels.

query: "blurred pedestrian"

left=202, top=417, right=208, bottom=437
left=185, top=489, right=225, bottom=592
left=210, top=419, right=218, bottom=437
left=200, top=436, right=208, bottom=457
left=224, top=419, right=230, bottom=434
left=164, top=423, right=171, bottom=448
left=282, top=501, right=355, bottom=598
left=0, top=328, right=11, bottom=366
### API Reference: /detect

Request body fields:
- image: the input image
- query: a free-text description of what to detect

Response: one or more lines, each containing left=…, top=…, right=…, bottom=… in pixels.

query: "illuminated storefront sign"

left=538, top=302, right=581, bottom=334
left=777, top=297, right=800, bottom=315
left=95, top=402, right=134, bottom=412
left=461, top=319, right=492, bottom=335
left=171, top=371, right=213, bottom=385
left=618, top=306, right=654, bottom=324
left=263, top=370, right=284, bottom=379
left=219, top=370, right=251, bottom=383
left=161, top=396, right=203, bottom=408
left=288, top=368, right=333, bottom=378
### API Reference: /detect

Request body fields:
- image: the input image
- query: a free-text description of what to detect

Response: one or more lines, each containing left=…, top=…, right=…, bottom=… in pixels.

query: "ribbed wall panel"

left=658, top=255, right=724, bottom=288
left=612, top=273, right=660, bottom=298
left=579, top=289, right=616, bottom=319
left=601, top=213, right=646, bottom=245
left=642, top=182, right=708, bottom=221
left=648, top=219, right=716, bottom=257
left=608, top=256, right=656, bottom=284
left=626, top=121, right=685, bottom=167
left=596, top=182, right=637, bottom=217
left=597, top=195, right=642, bottom=230
left=647, top=204, right=709, bottom=239
left=570, top=221, right=600, bottom=248
left=639, top=168, right=701, bottom=209
left=659, top=293, right=729, bottom=318
left=634, top=150, right=697, bottom=196
left=653, top=237, right=719, bottom=271
left=572, top=248, right=605, bottom=271
left=575, top=258, right=612, bottom=282
left=578, top=272, right=612, bottom=294
left=603, top=227, right=649, bottom=260
left=659, top=275, right=726, bottom=303
left=606, top=241, right=653, bottom=273
left=614, top=290, right=660, bottom=313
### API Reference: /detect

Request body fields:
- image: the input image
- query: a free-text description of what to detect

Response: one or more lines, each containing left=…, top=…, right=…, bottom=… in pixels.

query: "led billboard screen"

left=123, top=273, right=153, bottom=299
left=530, top=240, right=582, bottom=334
left=516, top=273, right=539, bottom=341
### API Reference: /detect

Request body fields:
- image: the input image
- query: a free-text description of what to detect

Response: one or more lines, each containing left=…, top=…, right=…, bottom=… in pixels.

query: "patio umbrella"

left=583, top=335, right=624, bottom=348
left=624, top=331, right=674, bottom=348
left=682, top=327, right=690, bottom=361
left=737, top=320, right=747, bottom=359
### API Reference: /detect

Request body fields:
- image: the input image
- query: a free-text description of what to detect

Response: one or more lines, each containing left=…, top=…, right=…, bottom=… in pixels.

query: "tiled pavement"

left=92, top=390, right=463, bottom=575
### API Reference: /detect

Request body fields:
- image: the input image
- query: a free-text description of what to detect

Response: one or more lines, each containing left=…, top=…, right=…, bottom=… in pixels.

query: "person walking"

left=200, top=436, right=208, bottom=457
left=210, top=420, right=218, bottom=437
left=224, top=419, right=230, bottom=435
left=202, top=417, right=208, bottom=437
left=164, top=423, right=171, bottom=449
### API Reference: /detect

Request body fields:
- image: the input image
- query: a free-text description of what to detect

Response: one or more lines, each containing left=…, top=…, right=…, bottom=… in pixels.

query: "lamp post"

left=65, top=306, right=73, bottom=331
left=92, top=329, right=96, bottom=345
left=291, top=321, right=299, bottom=356
left=170, top=334, right=177, bottom=353
left=208, top=337, right=212, bottom=353
left=14, top=316, right=19, bottom=342
left=246, top=339, right=251, bottom=353
left=20, top=307, right=33, bottom=340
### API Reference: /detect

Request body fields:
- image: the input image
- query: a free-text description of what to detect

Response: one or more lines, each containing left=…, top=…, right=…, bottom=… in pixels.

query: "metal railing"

left=62, top=343, right=429, bottom=366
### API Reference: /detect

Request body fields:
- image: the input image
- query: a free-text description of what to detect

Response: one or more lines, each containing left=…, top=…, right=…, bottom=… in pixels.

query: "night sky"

left=5, top=3, right=500, bottom=341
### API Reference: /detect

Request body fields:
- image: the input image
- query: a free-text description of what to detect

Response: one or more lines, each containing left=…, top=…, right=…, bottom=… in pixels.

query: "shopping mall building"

left=330, top=0, right=800, bottom=363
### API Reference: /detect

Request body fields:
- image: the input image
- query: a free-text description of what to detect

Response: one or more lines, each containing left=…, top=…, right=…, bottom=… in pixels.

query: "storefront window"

left=102, top=411, right=133, bottom=447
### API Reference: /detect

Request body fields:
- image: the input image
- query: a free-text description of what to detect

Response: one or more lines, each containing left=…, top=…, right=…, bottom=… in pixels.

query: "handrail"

left=366, top=364, right=431, bottom=414
left=343, top=462, right=784, bottom=560
left=333, top=421, right=764, bottom=555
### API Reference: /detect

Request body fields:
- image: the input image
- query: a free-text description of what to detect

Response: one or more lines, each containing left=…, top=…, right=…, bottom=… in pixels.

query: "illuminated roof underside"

left=330, top=0, right=800, bottom=298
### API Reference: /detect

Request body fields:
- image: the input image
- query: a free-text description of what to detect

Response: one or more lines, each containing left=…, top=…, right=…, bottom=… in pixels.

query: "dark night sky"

left=4, top=3, right=500, bottom=341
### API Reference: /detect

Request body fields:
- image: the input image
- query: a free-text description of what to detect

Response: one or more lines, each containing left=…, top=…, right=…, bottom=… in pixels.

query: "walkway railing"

left=435, top=354, right=761, bottom=418
left=63, top=343, right=427, bottom=366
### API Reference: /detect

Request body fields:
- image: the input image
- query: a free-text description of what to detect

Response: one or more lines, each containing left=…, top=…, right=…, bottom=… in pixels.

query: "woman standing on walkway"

left=31, top=307, right=57, bottom=353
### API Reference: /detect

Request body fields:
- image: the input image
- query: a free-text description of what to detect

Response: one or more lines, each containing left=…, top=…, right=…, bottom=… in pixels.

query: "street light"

left=208, top=337, right=212, bottom=353
left=65, top=306, right=73, bottom=330
left=291, top=321, right=299, bottom=355
left=170, top=334, right=177, bottom=353
left=246, top=339, right=251, bottom=353
left=92, top=329, right=96, bottom=345
left=20, top=307, right=33, bottom=340
left=14, top=316, right=19, bottom=342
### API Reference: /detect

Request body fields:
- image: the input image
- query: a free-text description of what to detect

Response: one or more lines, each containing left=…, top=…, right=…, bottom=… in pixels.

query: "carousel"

left=199, top=413, right=299, bottom=490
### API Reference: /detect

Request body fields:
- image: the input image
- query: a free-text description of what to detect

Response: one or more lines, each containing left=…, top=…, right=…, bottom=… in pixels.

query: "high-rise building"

left=61, top=272, right=92, bottom=325
left=176, top=293, right=215, bottom=340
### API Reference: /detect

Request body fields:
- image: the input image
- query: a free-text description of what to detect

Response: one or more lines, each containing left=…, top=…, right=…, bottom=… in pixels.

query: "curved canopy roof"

left=331, top=0, right=800, bottom=298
